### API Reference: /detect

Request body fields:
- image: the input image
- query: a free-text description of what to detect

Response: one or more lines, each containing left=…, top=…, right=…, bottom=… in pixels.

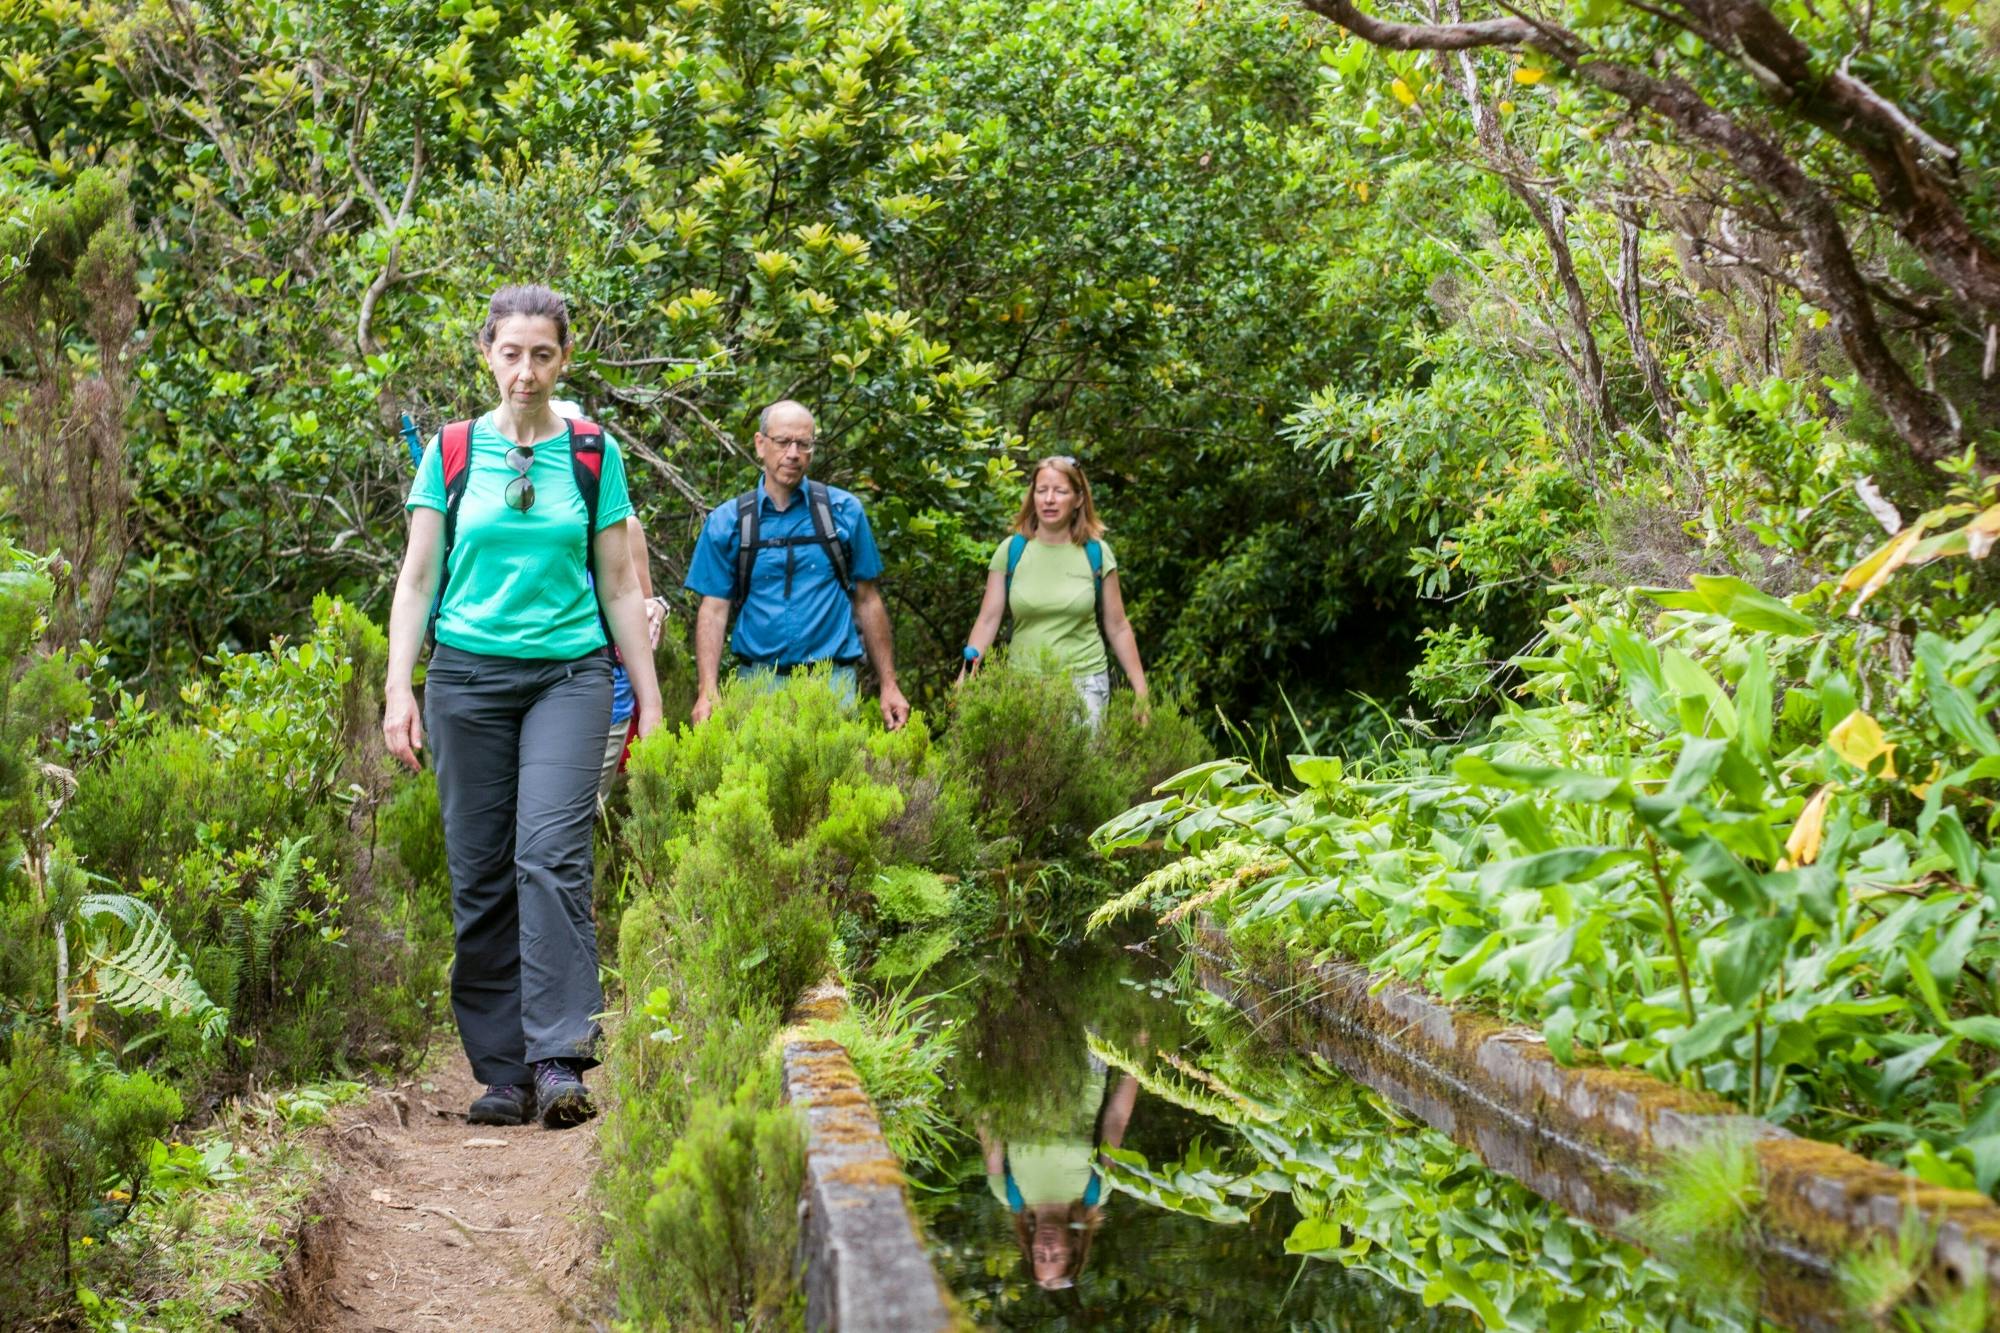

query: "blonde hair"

left=1012, top=456, right=1105, bottom=544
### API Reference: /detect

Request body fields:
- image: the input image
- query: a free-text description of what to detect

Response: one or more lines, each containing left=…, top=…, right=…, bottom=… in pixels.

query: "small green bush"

left=868, top=865, right=952, bottom=925
left=0, top=1034, right=182, bottom=1324
left=946, top=661, right=1212, bottom=859
left=626, top=1057, right=804, bottom=1329
left=814, top=985, right=957, bottom=1168
left=945, top=661, right=1109, bottom=857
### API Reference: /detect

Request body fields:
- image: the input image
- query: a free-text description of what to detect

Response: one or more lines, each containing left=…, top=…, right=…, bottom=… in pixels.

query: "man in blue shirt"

left=685, top=400, right=910, bottom=730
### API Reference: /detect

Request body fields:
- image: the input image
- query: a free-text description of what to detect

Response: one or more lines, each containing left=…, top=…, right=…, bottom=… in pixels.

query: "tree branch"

left=1298, top=0, right=1962, bottom=458
left=355, top=123, right=425, bottom=359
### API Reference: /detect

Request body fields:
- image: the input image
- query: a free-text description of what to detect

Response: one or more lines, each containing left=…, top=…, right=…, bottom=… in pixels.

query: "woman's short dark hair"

left=479, top=284, right=571, bottom=348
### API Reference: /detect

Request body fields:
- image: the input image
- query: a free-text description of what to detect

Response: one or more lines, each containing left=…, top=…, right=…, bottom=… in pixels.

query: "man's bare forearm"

left=694, top=597, right=729, bottom=700
left=855, top=585, right=898, bottom=689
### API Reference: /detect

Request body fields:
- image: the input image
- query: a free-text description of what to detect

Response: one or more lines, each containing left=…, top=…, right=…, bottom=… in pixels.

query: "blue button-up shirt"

left=685, top=478, right=884, bottom=665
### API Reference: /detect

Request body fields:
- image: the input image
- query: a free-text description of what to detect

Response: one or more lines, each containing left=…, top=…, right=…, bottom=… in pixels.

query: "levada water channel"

left=886, top=923, right=1755, bottom=1331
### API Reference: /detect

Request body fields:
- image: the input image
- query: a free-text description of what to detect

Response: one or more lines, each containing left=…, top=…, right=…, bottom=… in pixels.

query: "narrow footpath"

left=309, top=1052, right=605, bottom=1331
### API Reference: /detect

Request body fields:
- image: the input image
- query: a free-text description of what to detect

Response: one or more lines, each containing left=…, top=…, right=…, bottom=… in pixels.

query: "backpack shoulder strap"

left=732, top=490, right=760, bottom=615
left=430, top=419, right=477, bottom=647
left=1003, top=534, right=1029, bottom=604
left=807, top=481, right=854, bottom=596
left=565, top=419, right=616, bottom=651
left=1085, top=538, right=1115, bottom=681
left=567, top=418, right=606, bottom=535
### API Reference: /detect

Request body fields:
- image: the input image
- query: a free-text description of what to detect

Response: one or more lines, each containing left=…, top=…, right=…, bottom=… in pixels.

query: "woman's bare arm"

left=383, top=508, right=444, bottom=772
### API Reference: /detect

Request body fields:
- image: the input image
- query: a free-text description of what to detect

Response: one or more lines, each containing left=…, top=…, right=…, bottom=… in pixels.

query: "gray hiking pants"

left=424, top=644, right=612, bottom=1086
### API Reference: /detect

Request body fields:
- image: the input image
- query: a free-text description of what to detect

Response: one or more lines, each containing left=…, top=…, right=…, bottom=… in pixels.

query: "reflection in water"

left=980, top=1066, right=1138, bottom=1292
left=906, top=931, right=1749, bottom=1331
left=912, top=935, right=1473, bottom=1329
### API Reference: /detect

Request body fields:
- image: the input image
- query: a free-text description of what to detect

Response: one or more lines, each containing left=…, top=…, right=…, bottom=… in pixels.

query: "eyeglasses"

left=505, top=445, right=536, bottom=512
left=1042, top=454, right=1079, bottom=467
left=764, top=434, right=816, bottom=455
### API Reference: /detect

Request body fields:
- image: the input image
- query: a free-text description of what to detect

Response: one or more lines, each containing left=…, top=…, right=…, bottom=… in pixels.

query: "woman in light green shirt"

left=959, top=456, right=1150, bottom=727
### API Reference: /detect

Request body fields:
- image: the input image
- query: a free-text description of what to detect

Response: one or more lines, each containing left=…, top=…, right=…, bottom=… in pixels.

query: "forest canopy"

left=0, top=0, right=1994, bottom=731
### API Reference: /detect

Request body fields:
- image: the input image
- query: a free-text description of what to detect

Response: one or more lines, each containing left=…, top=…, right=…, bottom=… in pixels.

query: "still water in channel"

left=903, top=930, right=1739, bottom=1332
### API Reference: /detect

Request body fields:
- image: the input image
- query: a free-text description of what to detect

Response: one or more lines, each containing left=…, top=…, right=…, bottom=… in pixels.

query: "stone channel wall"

left=1194, top=923, right=2000, bottom=1328
left=780, top=978, right=959, bottom=1332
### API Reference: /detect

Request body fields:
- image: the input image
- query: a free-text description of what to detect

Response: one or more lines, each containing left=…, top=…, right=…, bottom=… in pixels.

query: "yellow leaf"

left=1839, top=523, right=1924, bottom=614
left=1782, top=784, right=1837, bottom=868
left=1498, top=100, right=1515, bottom=114
left=1391, top=78, right=1415, bottom=105
left=1828, top=710, right=1897, bottom=779
left=1514, top=66, right=1545, bottom=85
left=1356, top=180, right=1370, bottom=201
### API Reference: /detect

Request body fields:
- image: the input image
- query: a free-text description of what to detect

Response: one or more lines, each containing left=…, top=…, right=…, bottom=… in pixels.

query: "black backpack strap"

left=806, top=480, right=854, bottom=597
left=429, top=419, right=475, bottom=648
left=731, top=491, right=760, bottom=616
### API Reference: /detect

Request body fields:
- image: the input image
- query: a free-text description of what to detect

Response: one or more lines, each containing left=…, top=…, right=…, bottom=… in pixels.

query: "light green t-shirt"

left=990, top=536, right=1117, bottom=676
left=407, top=412, right=634, bottom=660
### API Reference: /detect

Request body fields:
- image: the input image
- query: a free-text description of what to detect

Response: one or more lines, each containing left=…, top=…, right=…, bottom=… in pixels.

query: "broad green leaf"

left=1690, top=574, right=1816, bottom=636
left=1452, top=755, right=1631, bottom=806
left=1928, top=808, right=1979, bottom=884
left=1671, top=834, right=1765, bottom=911
left=1879, top=1034, right=1955, bottom=1100
left=1710, top=916, right=1788, bottom=1007
left=1494, top=796, right=1556, bottom=854
left=1735, top=642, right=1773, bottom=768
left=1285, top=1216, right=1347, bottom=1255
left=1661, top=736, right=1730, bottom=803
left=1440, top=1267, right=1505, bottom=1328
left=1671, top=1007, right=1751, bottom=1062
left=1479, top=846, right=1637, bottom=893
left=1289, top=754, right=1344, bottom=792
left=1605, top=625, right=1675, bottom=732
left=1917, top=633, right=2000, bottom=757
left=1660, top=648, right=1736, bottom=736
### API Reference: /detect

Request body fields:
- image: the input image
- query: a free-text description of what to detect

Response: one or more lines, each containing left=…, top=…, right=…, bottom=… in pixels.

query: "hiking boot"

left=533, top=1059, right=595, bottom=1129
left=467, top=1082, right=534, bottom=1126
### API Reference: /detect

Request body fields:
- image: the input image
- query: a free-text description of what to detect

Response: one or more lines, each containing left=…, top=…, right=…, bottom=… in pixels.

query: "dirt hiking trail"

left=308, top=1052, right=606, bottom=1331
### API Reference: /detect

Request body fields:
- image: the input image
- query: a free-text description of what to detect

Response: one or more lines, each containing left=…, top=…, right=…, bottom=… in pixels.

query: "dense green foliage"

left=0, top=0, right=1997, bottom=1321
left=603, top=667, right=1206, bottom=1324
left=0, top=551, right=448, bottom=1325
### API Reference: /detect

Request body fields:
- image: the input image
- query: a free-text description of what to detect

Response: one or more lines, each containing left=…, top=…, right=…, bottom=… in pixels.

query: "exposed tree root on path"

left=297, top=1052, right=608, bottom=1332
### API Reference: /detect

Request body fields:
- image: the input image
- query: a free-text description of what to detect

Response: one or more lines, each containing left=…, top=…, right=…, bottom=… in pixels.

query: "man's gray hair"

left=758, top=399, right=814, bottom=435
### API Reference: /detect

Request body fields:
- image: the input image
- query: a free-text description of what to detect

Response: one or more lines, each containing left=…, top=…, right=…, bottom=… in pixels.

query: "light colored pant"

left=596, top=715, right=630, bottom=804
left=1076, top=671, right=1111, bottom=732
left=735, top=663, right=858, bottom=708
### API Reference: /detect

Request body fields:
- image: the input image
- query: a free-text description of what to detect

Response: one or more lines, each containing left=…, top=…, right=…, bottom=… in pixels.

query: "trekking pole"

left=400, top=411, right=425, bottom=468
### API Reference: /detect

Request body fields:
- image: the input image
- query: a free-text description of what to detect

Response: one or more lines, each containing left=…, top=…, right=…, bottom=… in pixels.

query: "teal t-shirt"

left=991, top=536, right=1117, bottom=676
left=407, top=412, right=634, bottom=660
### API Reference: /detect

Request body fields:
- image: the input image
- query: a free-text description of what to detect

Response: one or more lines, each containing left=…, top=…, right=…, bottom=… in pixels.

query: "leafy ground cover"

left=1097, top=480, right=2000, bottom=1199
left=75, top=1079, right=366, bottom=1331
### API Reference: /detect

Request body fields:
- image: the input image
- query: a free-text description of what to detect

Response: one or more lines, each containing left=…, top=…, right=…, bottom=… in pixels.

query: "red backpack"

left=428, top=417, right=612, bottom=646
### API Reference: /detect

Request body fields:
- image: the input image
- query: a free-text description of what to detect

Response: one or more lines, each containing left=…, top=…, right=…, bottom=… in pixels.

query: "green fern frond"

left=1086, top=841, right=1264, bottom=935
left=245, top=836, right=309, bottom=985
left=77, top=893, right=228, bottom=1040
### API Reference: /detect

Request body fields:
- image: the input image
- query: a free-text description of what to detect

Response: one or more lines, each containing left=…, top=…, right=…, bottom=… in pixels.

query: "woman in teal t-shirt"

left=382, top=284, right=662, bottom=1131
left=958, top=456, right=1150, bottom=728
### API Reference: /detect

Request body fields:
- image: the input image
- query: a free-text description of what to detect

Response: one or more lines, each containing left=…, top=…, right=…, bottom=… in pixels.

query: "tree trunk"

left=1614, top=214, right=1680, bottom=430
